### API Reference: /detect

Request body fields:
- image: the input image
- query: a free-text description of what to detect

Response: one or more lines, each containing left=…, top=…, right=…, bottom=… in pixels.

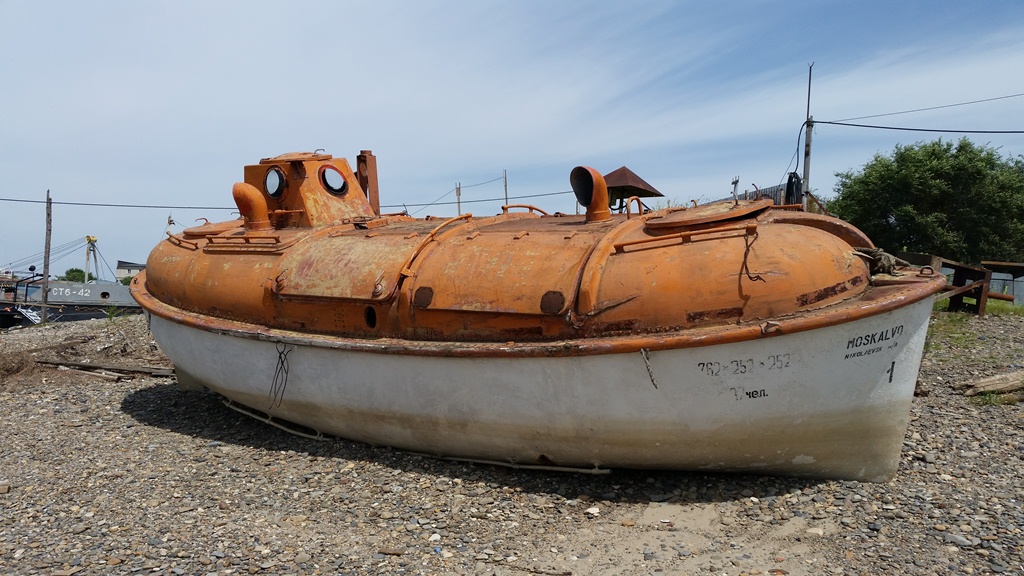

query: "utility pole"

left=802, top=63, right=814, bottom=210
left=456, top=182, right=461, bottom=215
left=503, top=169, right=508, bottom=205
left=803, top=116, right=813, bottom=209
left=42, top=190, right=52, bottom=323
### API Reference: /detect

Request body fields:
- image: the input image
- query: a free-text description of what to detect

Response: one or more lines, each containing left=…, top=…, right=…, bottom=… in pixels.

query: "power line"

left=0, top=197, right=234, bottom=210
left=409, top=187, right=457, bottom=216
left=784, top=121, right=807, bottom=186
left=409, top=174, right=505, bottom=215
left=815, top=121, right=1024, bottom=134
left=0, top=187, right=574, bottom=213
left=385, top=190, right=573, bottom=210
left=460, top=175, right=504, bottom=189
left=828, top=92, right=1024, bottom=123
left=4, top=238, right=88, bottom=270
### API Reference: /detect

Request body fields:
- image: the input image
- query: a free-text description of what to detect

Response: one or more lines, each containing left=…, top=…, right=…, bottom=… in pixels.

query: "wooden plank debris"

left=962, top=370, right=1024, bottom=397
left=58, top=366, right=123, bottom=381
left=35, top=359, right=175, bottom=377
left=20, top=337, right=92, bottom=354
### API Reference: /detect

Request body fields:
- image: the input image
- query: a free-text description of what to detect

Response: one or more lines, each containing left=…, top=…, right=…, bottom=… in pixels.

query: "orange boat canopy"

left=141, top=151, right=913, bottom=345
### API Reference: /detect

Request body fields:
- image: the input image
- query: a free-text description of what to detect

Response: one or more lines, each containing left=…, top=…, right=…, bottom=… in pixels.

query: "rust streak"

left=686, top=307, right=744, bottom=324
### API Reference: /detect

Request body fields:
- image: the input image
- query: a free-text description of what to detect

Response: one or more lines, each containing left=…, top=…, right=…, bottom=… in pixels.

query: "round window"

left=264, top=167, right=286, bottom=198
left=320, top=165, right=348, bottom=196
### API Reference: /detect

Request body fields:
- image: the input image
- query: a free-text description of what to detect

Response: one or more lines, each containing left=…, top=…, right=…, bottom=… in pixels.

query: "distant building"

left=116, top=260, right=146, bottom=281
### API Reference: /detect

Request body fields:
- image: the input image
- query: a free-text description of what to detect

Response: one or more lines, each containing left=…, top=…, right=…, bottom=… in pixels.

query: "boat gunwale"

left=132, top=271, right=946, bottom=358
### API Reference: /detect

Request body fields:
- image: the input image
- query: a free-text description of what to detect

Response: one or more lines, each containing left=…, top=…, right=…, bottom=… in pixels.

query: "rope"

left=742, top=232, right=766, bottom=282
left=268, top=343, right=292, bottom=408
left=640, top=348, right=659, bottom=389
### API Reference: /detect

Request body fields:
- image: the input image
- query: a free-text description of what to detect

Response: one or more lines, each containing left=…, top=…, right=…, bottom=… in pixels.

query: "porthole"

left=319, top=165, right=348, bottom=196
left=264, top=167, right=286, bottom=198
left=364, top=306, right=377, bottom=329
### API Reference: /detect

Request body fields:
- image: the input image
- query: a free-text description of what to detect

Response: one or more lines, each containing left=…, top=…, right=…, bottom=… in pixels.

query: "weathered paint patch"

left=796, top=277, right=855, bottom=307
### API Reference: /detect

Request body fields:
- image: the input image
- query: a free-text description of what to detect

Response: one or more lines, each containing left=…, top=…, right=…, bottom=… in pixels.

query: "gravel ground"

left=1, top=311, right=1023, bottom=576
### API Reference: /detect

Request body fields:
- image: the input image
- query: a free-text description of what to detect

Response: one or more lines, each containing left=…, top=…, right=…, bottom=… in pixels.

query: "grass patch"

left=105, top=305, right=125, bottom=322
left=925, top=310, right=974, bottom=354
left=985, top=299, right=1024, bottom=317
left=970, top=391, right=1020, bottom=406
left=928, top=296, right=1023, bottom=356
left=933, top=295, right=1023, bottom=317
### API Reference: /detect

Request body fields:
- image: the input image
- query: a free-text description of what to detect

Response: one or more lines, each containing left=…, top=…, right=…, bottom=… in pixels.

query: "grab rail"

left=501, top=204, right=550, bottom=216
left=625, top=196, right=644, bottom=220
left=398, top=213, right=474, bottom=278
left=613, top=222, right=757, bottom=253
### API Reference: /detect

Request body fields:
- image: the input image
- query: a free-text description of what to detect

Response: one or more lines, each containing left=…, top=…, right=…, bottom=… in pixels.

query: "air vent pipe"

left=232, top=182, right=273, bottom=230
left=570, top=166, right=611, bottom=223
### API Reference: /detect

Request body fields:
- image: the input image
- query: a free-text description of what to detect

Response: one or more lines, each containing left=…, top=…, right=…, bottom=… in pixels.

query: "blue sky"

left=2, top=1, right=1023, bottom=274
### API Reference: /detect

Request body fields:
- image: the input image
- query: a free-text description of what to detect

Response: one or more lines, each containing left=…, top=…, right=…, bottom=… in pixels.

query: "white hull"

left=147, top=297, right=933, bottom=481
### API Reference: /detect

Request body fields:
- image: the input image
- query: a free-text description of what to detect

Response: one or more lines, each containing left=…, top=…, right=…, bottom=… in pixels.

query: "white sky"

left=2, top=1, right=1023, bottom=274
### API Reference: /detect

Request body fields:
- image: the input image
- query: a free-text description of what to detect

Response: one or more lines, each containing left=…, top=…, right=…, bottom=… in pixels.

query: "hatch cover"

left=645, top=199, right=773, bottom=230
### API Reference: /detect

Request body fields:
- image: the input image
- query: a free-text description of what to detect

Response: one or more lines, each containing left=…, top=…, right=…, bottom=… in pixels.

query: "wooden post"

left=41, top=190, right=52, bottom=323
left=802, top=116, right=813, bottom=210
left=802, top=63, right=813, bottom=210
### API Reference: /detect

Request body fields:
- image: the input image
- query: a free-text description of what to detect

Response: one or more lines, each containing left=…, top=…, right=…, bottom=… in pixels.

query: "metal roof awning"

left=603, top=166, right=663, bottom=211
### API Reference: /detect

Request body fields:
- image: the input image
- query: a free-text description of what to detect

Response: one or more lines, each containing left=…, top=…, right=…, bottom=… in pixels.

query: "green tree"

left=59, top=268, right=96, bottom=282
left=829, top=138, right=1024, bottom=264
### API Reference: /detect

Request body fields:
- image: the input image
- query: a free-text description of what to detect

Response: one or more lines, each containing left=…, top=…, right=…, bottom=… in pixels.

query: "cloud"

left=2, top=1, right=1023, bottom=267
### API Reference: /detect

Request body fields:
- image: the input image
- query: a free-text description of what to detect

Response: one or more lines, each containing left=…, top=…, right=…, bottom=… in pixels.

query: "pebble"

left=946, top=534, right=975, bottom=547
left=1, top=313, right=1023, bottom=575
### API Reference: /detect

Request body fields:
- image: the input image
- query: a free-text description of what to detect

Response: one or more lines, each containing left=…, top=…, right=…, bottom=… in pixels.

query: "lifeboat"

left=131, top=150, right=946, bottom=481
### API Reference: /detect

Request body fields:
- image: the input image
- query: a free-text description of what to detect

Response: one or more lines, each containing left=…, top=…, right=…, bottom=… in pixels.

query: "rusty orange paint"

left=135, top=151, right=947, bottom=353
